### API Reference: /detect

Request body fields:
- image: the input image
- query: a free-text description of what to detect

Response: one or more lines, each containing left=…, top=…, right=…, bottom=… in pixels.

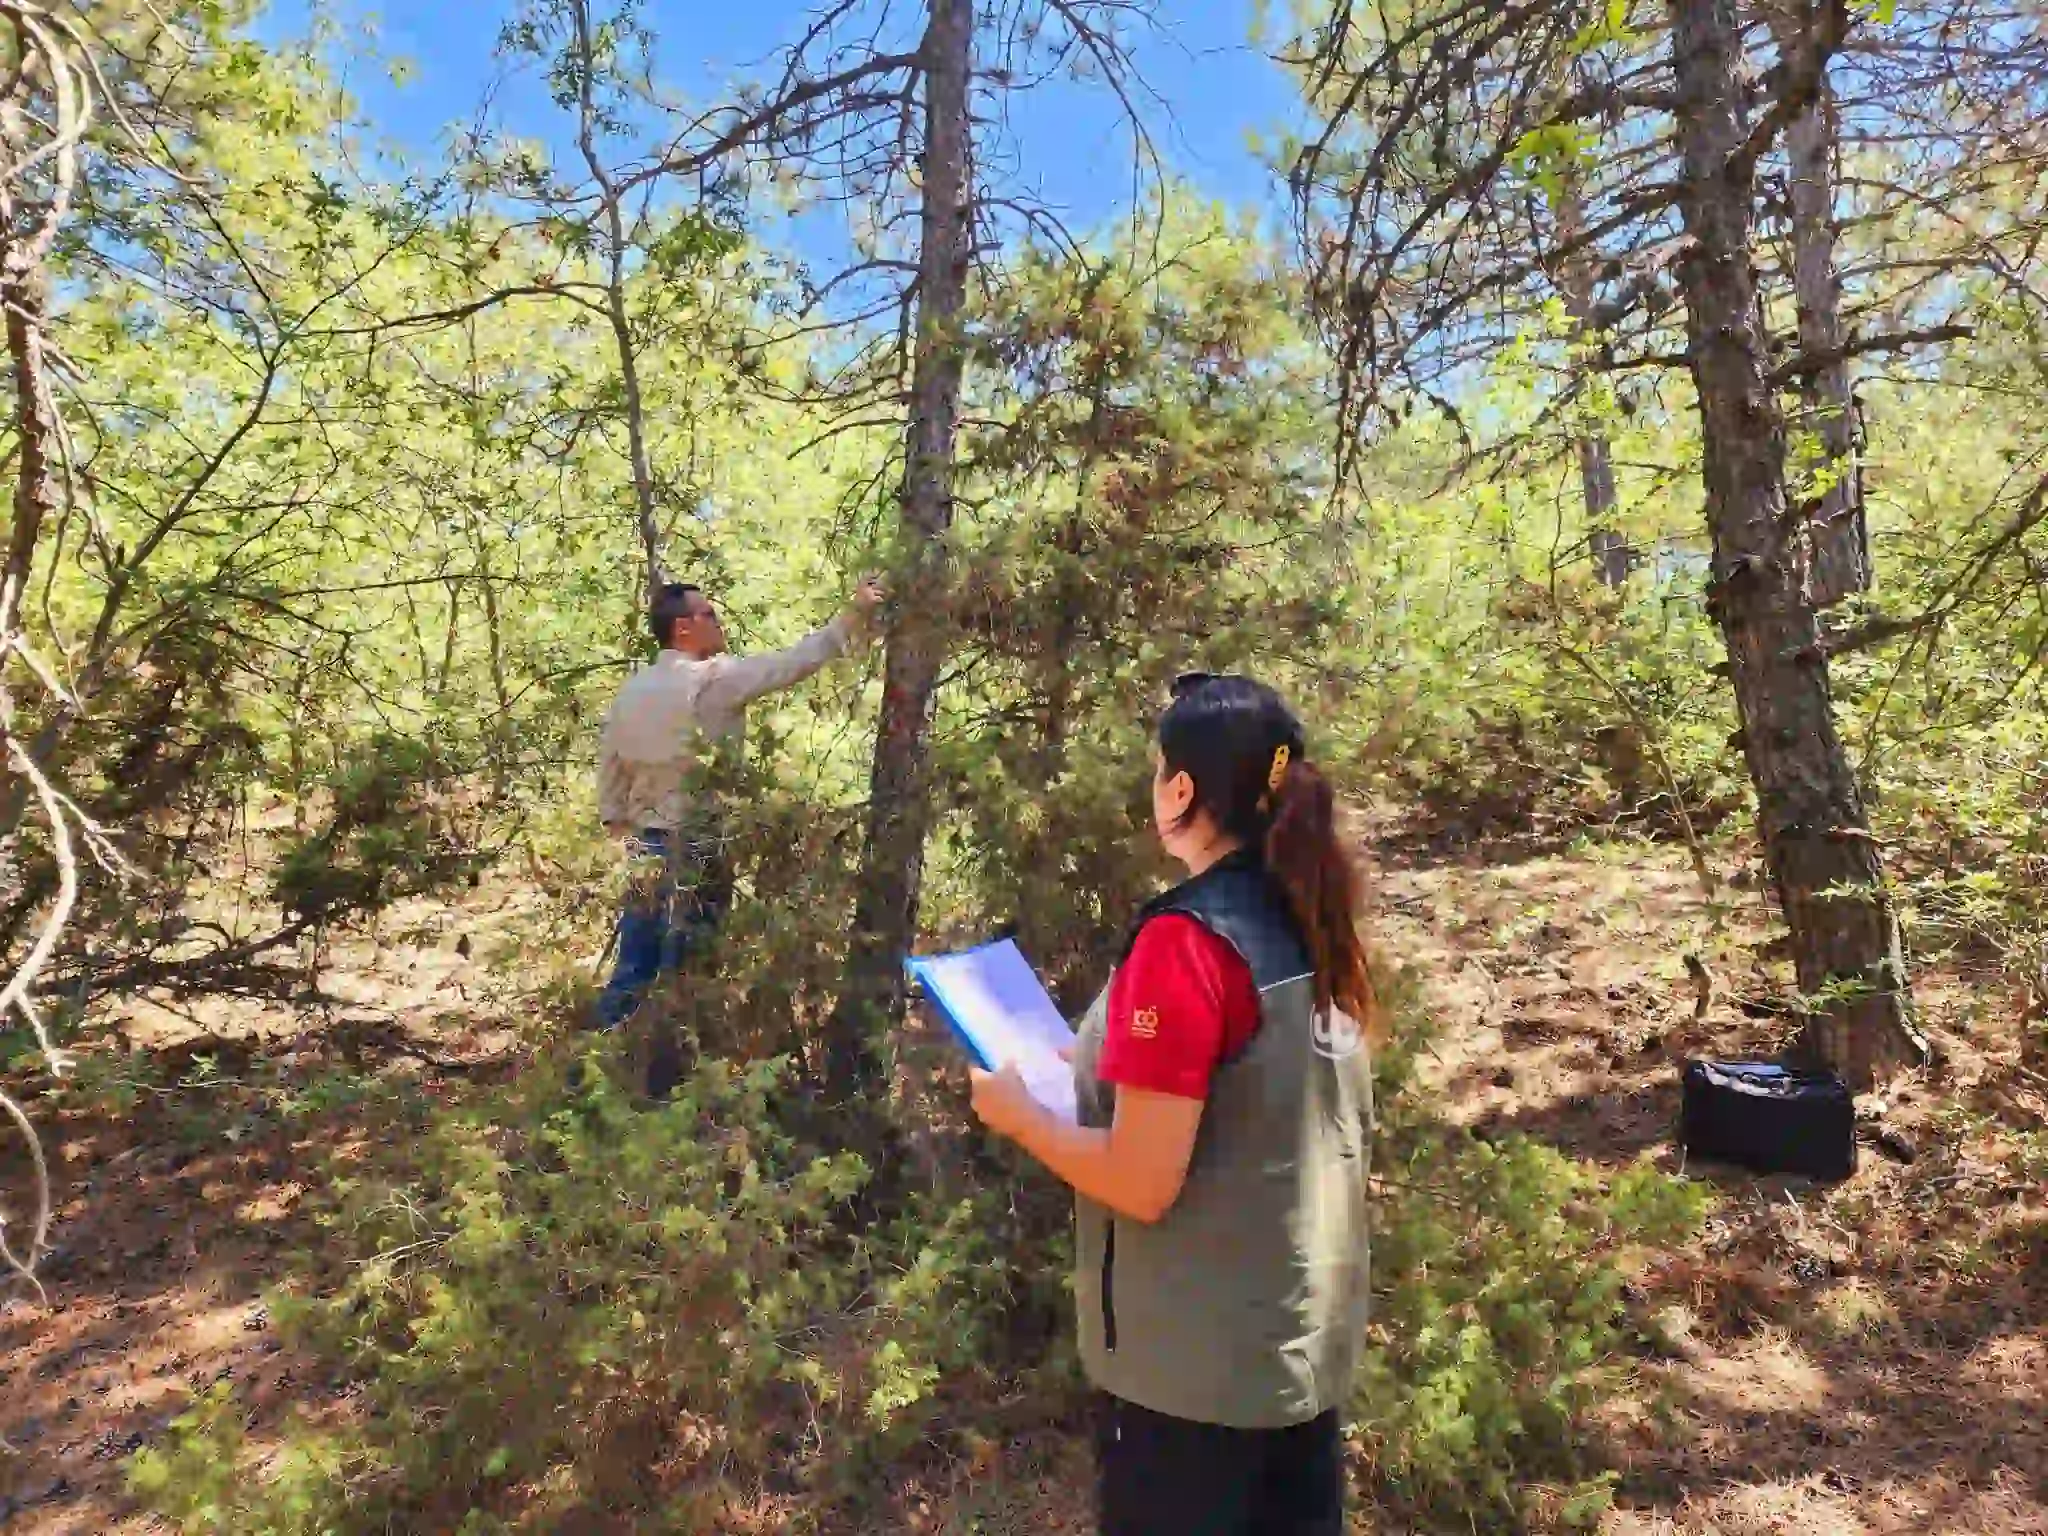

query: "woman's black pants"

left=1095, top=1394, right=1344, bottom=1535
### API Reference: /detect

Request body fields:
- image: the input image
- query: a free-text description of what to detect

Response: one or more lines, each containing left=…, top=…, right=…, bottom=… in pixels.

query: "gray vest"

left=1072, top=857, right=1375, bottom=1428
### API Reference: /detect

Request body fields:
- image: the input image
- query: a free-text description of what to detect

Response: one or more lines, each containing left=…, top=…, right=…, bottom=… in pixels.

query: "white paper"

left=907, top=939, right=1078, bottom=1123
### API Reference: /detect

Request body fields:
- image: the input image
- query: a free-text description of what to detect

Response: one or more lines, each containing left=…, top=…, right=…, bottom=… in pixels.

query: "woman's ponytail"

left=1265, top=758, right=1383, bottom=1041
left=1156, top=673, right=1384, bottom=1041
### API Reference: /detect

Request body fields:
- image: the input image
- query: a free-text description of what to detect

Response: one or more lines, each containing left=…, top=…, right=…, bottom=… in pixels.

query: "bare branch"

left=1727, top=0, right=1853, bottom=183
left=626, top=49, right=924, bottom=193
left=1768, top=322, right=1977, bottom=385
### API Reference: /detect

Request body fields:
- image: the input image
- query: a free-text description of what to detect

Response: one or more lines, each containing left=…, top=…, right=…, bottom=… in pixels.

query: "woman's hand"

left=969, top=1064, right=1041, bottom=1142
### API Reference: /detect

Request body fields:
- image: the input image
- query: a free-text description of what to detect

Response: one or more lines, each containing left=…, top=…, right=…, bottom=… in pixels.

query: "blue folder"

left=906, top=938, right=1078, bottom=1120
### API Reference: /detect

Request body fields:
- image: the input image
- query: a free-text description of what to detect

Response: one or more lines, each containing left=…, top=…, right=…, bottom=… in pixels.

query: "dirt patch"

left=0, top=872, right=547, bottom=1532
left=1, top=1099, right=337, bottom=1530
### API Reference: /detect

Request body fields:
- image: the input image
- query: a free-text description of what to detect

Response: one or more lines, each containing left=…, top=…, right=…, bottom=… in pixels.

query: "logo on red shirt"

left=1130, top=1006, right=1161, bottom=1040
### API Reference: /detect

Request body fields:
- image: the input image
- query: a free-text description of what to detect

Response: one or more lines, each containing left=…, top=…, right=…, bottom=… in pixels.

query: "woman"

left=970, top=674, right=1381, bottom=1536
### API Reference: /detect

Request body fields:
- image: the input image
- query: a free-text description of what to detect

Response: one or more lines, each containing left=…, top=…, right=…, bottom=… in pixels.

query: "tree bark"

left=826, top=0, right=973, bottom=1108
left=1665, top=0, right=1925, bottom=1089
left=1769, top=0, right=1869, bottom=610
left=570, top=0, right=665, bottom=603
left=0, top=94, right=59, bottom=645
left=0, top=251, right=57, bottom=642
left=1582, top=456, right=1629, bottom=586
left=1556, top=184, right=1629, bottom=587
left=463, top=306, right=517, bottom=801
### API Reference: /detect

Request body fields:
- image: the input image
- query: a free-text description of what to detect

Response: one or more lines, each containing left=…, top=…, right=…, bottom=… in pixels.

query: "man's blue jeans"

left=594, top=828, right=733, bottom=1032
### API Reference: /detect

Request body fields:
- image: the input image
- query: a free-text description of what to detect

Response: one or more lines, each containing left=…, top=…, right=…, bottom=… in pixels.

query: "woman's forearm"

left=1008, top=1109, right=1180, bottom=1224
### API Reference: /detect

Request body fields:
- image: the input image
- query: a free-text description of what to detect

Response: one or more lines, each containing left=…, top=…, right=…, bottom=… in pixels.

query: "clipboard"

left=906, top=937, right=1078, bottom=1123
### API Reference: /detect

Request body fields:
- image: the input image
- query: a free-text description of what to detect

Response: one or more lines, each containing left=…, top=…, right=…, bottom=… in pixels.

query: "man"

left=594, top=575, right=882, bottom=1094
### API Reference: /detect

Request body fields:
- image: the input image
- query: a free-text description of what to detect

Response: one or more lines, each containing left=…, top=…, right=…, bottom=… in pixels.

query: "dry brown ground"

left=1367, top=829, right=2048, bottom=1536
left=2, top=832, right=2044, bottom=1534
left=0, top=885, right=537, bottom=1533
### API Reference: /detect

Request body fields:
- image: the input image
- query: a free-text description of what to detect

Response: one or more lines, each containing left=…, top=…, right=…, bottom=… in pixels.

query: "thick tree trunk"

left=1665, top=0, right=1925, bottom=1089
left=1556, top=186, right=1628, bottom=587
left=1770, top=1, right=1869, bottom=610
left=825, top=0, right=973, bottom=1107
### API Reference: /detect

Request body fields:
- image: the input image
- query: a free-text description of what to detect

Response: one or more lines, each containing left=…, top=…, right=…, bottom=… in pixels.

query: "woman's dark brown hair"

left=1160, top=675, right=1383, bottom=1040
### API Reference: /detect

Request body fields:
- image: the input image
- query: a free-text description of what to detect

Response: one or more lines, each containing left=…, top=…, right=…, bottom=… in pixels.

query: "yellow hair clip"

left=1267, top=744, right=1291, bottom=794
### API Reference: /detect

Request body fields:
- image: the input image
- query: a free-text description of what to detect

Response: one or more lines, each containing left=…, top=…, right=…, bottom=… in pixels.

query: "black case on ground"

left=1678, top=1059, right=1856, bottom=1182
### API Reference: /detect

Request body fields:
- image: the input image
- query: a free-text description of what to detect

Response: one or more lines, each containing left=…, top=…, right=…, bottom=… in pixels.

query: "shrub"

left=1354, top=1001, right=1709, bottom=1531
left=271, top=733, right=476, bottom=929
left=131, top=1043, right=1025, bottom=1533
left=128, top=1384, right=353, bottom=1536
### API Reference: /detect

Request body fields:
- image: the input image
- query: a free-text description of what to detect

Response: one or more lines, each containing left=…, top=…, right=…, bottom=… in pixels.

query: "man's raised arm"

left=697, top=577, right=885, bottom=713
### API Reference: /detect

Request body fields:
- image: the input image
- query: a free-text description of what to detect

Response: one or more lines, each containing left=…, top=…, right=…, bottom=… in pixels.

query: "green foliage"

left=1324, top=547, right=1743, bottom=843
left=1510, top=123, right=1600, bottom=199
left=1824, top=382, right=2048, bottom=983
left=1354, top=998, right=1709, bottom=1531
left=59, top=1045, right=168, bottom=1118
left=1357, top=1130, right=1706, bottom=1529
left=23, top=7, right=2045, bottom=1536
left=131, top=1046, right=1021, bottom=1532
left=272, top=735, right=475, bottom=927
left=128, top=1384, right=351, bottom=1536
left=1570, top=0, right=1638, bottom=53
left=927, top=209, right=1353, bottom=997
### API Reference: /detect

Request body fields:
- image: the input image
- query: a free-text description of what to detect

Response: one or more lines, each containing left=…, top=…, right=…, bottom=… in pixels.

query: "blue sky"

left=257, top=1, right=1304, bottom=244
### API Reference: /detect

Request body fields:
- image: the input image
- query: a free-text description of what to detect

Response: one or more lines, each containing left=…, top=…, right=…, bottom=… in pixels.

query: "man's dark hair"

left=649, top=583, right=705, bottom=648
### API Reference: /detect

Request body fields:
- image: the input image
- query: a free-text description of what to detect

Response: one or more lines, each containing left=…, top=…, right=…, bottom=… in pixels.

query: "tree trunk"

left=0, top=250, right=57, bottom=642
left=437, top=576, right=461, bottom=698
left=0, top=92, right=59, bottom=644
left=570, top=0, right=665, bottom=602
left=826, top=0, right=973, bottom=1108
left=475, top=530, right=514, bottom=801
left=601, top=232, right=664, bottom=604
left=1769, top=0, right=1869, bottom=610
left=1556, top=184, right=1629, bottom=587
left=1665, top=0, right=1925, bottom=1089
left=463, top=308, right=517, bottom=802
left=1582, top=454, right=1629, bottom=587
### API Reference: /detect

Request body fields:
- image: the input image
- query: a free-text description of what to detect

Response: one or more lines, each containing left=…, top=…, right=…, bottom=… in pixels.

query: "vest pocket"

left=1101, top=1220, right=1118, bottom=1352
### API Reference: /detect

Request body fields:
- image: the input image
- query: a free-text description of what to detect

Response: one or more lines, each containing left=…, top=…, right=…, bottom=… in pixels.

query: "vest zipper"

left=1101, top=1219, right=1118, bottom=1351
